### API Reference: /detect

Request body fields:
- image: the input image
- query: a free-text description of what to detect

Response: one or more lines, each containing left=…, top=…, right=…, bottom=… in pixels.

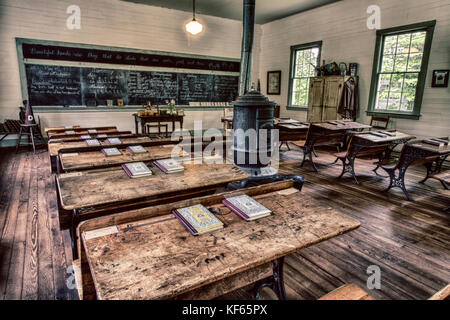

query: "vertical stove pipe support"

left=238, top=0, right=255, bottom=96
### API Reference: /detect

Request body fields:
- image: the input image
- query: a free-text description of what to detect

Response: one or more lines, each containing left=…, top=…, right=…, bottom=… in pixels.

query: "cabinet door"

left=307, top=77, right=325, bottom=122
left=322, top=76, right=344, bottom=121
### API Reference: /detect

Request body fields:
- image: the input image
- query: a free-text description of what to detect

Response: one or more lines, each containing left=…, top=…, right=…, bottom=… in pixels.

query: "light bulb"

left=186, top=19, right=203, bottom=35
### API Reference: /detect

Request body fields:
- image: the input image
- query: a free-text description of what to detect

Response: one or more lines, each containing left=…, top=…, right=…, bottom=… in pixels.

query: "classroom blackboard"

left=25, top=64, right=239, bottom=106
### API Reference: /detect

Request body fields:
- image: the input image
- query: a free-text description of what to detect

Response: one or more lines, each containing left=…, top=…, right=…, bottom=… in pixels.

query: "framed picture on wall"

left=431, top=70, right=449, bottom=88
left=267, top=70, right=281, bottom=95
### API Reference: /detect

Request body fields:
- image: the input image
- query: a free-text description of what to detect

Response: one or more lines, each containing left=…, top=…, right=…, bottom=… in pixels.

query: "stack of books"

left=88, top=129, right=98, bottom=134
left=65, top=130, right=75, bottom=135
left=127, top=145, right=147, bottom=154
left=222, top=194, right=271, bottom=221
left=122, top=162, right=153, bottom=178
left=173, top=204, right=224, bottom=236
left=80, top=134, right=91, bottom=139
left=423, top=138, right=449, bottom=147
left=101, top=147, right=122, bottom=157
left=153, top=158, right=184, bottom=174
left=106, top=137, right=122, bottom=144
left=85, top=138, right=100, bottom=146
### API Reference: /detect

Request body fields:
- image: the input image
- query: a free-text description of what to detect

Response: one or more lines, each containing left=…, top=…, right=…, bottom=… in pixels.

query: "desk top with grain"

left=82, top=186, right=360, bottom=300
left=59, top=144, right=188, bottom=172
left=48, top=131, right=134, bottom=143
left=313, top=121, right=371, bottom=131
left=46, top=126, right=117, bottom=134
left=48, top=136, right=153, bottom=157
left=277, top=123, right=309, bottom=131
left=57, top=162, right=248, bottom=211
left=410, top=139, right=450, bottom=155
left=48, top=128, right=120, bottom=138
left=355, top=131, right=415, bottom=144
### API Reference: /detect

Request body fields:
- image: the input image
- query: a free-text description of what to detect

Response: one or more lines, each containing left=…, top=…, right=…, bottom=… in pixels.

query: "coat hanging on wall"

left=338, top=77, right=359, bottom=120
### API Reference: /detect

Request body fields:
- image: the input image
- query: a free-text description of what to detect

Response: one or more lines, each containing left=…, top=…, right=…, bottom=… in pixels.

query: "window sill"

left=286, top=106, right=308, bottom=111
left=366, top=110, right=421, bottom=120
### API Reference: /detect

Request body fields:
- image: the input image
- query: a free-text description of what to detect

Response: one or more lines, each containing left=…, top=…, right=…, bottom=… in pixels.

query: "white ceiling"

left=121, top=0, right=341, bottom=24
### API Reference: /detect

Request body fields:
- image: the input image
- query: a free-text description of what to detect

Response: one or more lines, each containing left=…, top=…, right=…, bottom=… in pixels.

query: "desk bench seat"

left=319, top=284, right=373, bottom=300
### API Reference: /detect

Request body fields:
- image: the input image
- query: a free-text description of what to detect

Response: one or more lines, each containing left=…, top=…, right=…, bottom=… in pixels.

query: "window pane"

left=383, top=35, right=397, bottom=55
left=407, top=53, right=423, bottom=71
left=394, top=54, right=408, bottom=72
left=387, top=92, right=401, bottom=111
left=390, top=73, right=404, bottom=92
left=395, top=34, right=411, bottom=55
left=411, top=31, right=426, bottom=53
left=402, top=73, right=419, bottom=91
left=381, top=55, right=394, bottom=72
left=400, top=91, right=416, bottom=111
left=375, top=74, right=391, bottom=110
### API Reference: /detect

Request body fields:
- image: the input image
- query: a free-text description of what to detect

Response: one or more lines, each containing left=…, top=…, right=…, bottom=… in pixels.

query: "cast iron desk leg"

left=252, top=257, right=286, bottom=300
left=71, top=209, right=79, bottom=259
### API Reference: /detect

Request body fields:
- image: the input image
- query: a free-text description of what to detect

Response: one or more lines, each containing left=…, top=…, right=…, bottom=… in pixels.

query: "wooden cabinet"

left=307, top=76, right=356, bottom=122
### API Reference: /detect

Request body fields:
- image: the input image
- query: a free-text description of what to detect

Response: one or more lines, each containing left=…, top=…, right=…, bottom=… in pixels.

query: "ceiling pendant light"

left=185, top=0, right=203, bottom=35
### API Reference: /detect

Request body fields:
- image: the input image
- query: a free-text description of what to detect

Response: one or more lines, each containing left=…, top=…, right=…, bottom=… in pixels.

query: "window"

left=368, top=21, right=435, bottom=119
left=287, top=41, right=322, bottom=109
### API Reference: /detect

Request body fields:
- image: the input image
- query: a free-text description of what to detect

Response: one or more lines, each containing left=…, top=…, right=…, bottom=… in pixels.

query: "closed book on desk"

left=173, top=204, right=223, bottom=235
left=423, top=139, right=444, bottom=147
left=80, top=135, right=91, bottom=139
left=85, top=138, right=100, bottom=146
left=122, top=162, right=152, bottom=178
left=378, top=130, right=395, bottom=136
left=106, top=137, right=122, bottom=144
left=369, top=131, right=387, bottom=138
left=101, top=147, right=122, bottom=157
left=97, top=133, right=108, bottom=138
left=222, top=195, right=271, bottom=221
left=88, top=129, right=98, bottom=134
left=430, top=138, right=449, bottom=145
left=65, top=130, right=75, bottom=134
left=154, top=158, right=184, bottom=173
left=127, top=145, right=147, bottom=154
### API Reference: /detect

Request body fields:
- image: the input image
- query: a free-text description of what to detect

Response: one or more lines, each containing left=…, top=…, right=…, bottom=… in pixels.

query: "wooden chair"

left=333, top=136, right=390, bottom=184
left=370, top=116, right=390, bottom=130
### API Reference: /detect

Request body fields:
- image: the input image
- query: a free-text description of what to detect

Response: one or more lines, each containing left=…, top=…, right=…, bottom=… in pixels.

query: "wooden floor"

left=0, top=145, right=448, bottom=300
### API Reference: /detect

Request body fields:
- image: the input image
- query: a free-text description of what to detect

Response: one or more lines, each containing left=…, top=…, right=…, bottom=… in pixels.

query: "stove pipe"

left=238, top=0, right=255, bottom=96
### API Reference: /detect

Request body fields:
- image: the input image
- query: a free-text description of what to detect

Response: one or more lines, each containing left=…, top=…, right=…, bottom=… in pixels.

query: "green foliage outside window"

left=288, top=42, right=321, bottom=108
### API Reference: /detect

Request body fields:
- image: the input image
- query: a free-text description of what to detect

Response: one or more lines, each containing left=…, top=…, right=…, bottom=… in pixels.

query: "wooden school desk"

left=76, top=180, right=360, bottom=300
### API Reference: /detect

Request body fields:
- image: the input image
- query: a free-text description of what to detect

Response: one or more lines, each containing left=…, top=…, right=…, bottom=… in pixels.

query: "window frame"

left=287, top=41, right=322, bottom=110
left=367, top=20, right=436, bottom=120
